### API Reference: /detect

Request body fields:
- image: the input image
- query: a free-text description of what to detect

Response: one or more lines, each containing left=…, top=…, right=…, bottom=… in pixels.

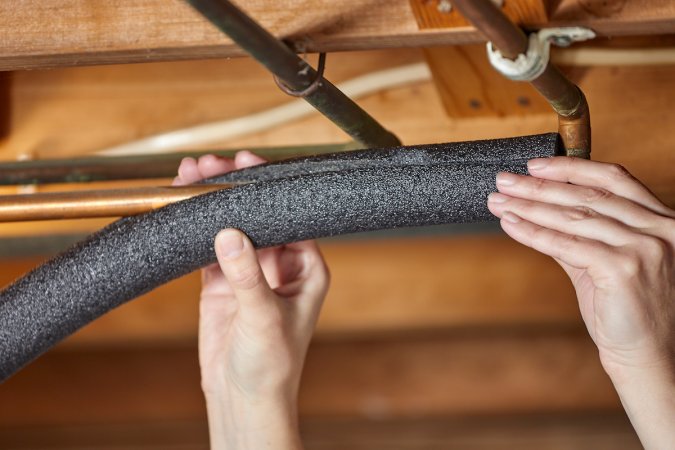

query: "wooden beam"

left=0, top=330, right=620, bottom=425
left=409, top=0, right=548, bottom=29
left=300, top=330, right=620, bottom=417
left=1, top=0, right=674, bottom=70
left=0, top=235, right=581, bottom=347
left=0, top=414, right=641, bottom=449
left=0, top=73, right=9, bottom=139
left=424, top=45, right=551, bottom=117
left=549, top=0, right=675, bottom=35
left=299, top=414, right=641, bottom=450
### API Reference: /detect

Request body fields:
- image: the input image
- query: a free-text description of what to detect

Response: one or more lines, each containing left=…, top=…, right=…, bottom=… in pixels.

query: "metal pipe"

left=0, top=143, right=355, bottom=185
left=185, top=0, right=401, bottom=149
left=451, top=0, right=591, bottom=158
left=0, top=185, right=234, bottom=222
left=449, top=0, right=528, bottom=59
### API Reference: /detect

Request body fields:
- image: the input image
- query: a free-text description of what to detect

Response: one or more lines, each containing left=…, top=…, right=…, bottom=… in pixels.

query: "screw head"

left=437, top=0, right=452, bottom=13
left=469, top=99, right=482, bottom=109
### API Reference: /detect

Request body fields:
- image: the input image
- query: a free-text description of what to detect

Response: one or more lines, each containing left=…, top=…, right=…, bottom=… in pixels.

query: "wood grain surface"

left=1, top=0, right=674, bottom=69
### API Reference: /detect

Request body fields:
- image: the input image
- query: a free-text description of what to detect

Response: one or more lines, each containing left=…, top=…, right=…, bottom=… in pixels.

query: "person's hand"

left=487, top=157, right=674, bottom=449
left=174, top=151, right=330, bottom=450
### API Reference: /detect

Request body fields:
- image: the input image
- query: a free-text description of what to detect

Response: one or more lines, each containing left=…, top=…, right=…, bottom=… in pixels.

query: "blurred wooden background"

left=0, top=1, right=674, bottom=447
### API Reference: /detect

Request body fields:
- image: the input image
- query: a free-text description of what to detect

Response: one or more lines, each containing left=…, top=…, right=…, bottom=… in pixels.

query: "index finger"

left=526, top=157, right=672, bottom=216
left=275, top=240, right=330, bottom=319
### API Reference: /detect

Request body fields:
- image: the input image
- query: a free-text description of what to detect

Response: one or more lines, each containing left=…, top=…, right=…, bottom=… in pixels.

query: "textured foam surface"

left=0, top=134, right=561, bottom=381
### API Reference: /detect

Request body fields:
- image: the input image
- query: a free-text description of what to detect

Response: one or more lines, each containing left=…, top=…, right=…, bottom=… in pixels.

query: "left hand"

left=174, top=151, right=330, bottom=450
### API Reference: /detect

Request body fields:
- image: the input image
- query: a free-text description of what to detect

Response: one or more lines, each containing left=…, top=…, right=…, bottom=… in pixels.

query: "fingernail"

left=217, top=230, right=244, bottom=259
left=496, top=172, right=516, bottom=186
left=487, top=192, right=508, bottom=203
left=527, top=158, right=549, bottom=171
left=177, top=157, right=195, bottom=179
left=502, top=211, right=521, bottom=224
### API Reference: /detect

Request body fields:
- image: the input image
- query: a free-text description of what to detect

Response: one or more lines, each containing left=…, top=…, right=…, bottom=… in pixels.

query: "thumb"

left=214, top=229, right=274, bottom=311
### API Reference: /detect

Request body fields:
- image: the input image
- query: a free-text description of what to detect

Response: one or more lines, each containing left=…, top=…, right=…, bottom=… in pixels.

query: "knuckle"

left=308, top=259, right=331, bottom=295
left=614, top=252, right=641, bottom=278
left=320, top=263, right=332, bottom=289
left=526, top=177, right=547, bottom=196
left=566, top=206, right=596, bottom=221
left=515, top=199, right=535, bottom=215
left=307, top=248, right=331, bottom=285
left=607, top=163, right=631, bottom=181
left=666, top=218, right=675, bottom=241
left=561, top=156, right=577, bottom=171
left=639, top=236, right=669, bottom=260
left=554, top=233, right=578, bottom=253
left=324, top=264, right=332, bottom=283
left=582, top=187, right=611, bottom=204
left=543, top=231, right=579, bottom=260
left=229, top=264, right=264, bottom=290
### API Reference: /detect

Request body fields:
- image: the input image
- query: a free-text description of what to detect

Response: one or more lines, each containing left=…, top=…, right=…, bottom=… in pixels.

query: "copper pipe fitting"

left=0, top=184, right=234, bottom=222
left=450, top=0, right=591, bottom=158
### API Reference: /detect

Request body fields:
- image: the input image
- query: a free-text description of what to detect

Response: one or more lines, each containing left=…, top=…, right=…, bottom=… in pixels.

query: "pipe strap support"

left=487, top=27, right=596, bottom=81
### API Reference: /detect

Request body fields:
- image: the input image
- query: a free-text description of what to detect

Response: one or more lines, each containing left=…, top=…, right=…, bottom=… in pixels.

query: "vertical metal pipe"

left=186, top=0, right=401, bottom=149
left=451, top=0, right=591, bottom=158
left=449, top=0, right=528, bottom=59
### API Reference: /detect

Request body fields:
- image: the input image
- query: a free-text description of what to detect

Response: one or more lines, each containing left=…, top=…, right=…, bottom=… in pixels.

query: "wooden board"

left=0, top=414, right=641, bottom=450
left=424, top=45, right=551, bottom=117
left=1, top=0, right=675, bottom=70
left=0, top=234, right=581, bottom=346
left=299, top=414, right=640, bottom=450
left=550, top=0, right=675, bottom=35
left=0, top=73, right=9, bottom=138
left=409, top=0, right=548, bottom=29
left=0, top=329, right=620, bottom=425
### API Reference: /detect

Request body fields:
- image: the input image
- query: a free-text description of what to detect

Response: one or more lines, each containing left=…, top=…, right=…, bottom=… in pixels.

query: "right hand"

left=487, top=157, right=675, bottom=449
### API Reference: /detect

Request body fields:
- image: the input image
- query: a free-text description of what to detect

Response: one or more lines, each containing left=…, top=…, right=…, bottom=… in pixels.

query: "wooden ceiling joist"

left=2, top=0, right=675, bottom=70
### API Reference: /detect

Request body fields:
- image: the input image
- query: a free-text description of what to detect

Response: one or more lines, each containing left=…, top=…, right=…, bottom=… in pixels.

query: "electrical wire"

left=96, top=63, right=432, bottom=157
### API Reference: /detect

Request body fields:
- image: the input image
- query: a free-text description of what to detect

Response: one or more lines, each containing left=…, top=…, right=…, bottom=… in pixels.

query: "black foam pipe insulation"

left=0, top=133, right=561, bottom=381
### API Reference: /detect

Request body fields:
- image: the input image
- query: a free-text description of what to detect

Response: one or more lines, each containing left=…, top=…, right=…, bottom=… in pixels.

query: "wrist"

left=600, top=346, right=674, bottom=387
left=602, top=358, right=675, bottom=450
left=205, top=389, right=302, bottom=450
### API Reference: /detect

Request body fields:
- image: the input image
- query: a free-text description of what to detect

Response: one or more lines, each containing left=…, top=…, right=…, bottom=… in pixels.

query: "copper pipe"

left=0, top=184, right=235, bottom=222
left=556, top=89, right=590, bottom=159
left=0, top=143, right=355, bottom=186
left=450, top=0, right=528, bottom=59
left=450, top=0, right=591, bottom=158
left=185, top=0, right=400, bottom=148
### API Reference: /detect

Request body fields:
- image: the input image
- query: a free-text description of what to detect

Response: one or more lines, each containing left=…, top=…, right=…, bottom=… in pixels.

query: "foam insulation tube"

left=0, top=133, right=561, bottom=381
